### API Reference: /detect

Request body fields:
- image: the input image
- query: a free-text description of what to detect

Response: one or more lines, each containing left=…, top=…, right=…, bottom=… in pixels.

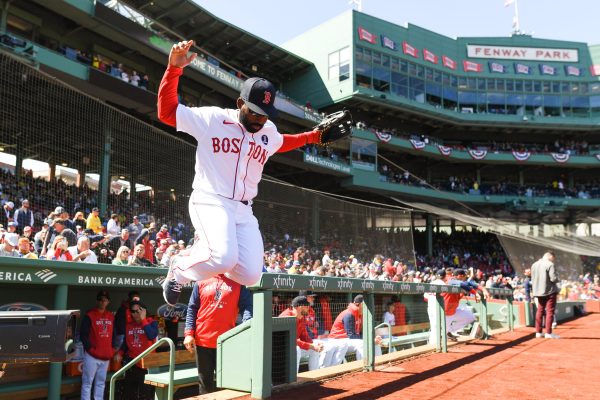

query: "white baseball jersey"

left=176, top=105, right=283, bottom=201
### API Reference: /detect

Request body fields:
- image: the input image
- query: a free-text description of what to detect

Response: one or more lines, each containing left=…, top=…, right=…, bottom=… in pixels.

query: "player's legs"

left=224, top=202, right=264, bottom=286
left=171, top=191, right=239, bottom=284
left=447, top=308, right=475, bottom=334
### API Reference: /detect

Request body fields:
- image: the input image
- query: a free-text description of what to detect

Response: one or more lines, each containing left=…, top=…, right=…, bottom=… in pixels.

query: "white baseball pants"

left=171, top=190, right=264, bottom=286
left=446, top=307, right=476, bottom=334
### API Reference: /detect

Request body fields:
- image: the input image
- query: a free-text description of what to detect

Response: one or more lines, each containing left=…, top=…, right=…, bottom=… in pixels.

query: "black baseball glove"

left=314, top=110, right=353, bottom=145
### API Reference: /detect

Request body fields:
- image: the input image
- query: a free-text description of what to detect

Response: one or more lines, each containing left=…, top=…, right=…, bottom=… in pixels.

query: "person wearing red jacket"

left=279, top=296, right=336, bottom=372
left=183, top=275, right=252, bottom=394
left=115, top=300, right=158, bottom=400
left=328, top=295, right=382, bottom=364
left=79, top=289, right=118, bottom=400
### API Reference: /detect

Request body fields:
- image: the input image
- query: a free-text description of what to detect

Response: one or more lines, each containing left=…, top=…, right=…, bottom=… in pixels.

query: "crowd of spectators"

left=0, top=168, right=192, bottom=266
left=355, top=121, right=598, bottom=157
left=378, top=163, right=600, bottom=199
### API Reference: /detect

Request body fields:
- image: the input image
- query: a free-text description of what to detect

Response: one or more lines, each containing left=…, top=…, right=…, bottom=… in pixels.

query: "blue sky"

left=193, top=0, right=599, bottom=46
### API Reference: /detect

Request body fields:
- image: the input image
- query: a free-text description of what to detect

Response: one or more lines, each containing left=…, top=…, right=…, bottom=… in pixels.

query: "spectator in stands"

left=6, top=221, right=18, bottom=234
left=115, top=300, right=157, bottom=400
left=41, top=218, right=77, bottom=258
left=155, top=248, right=165, bottom=265
left=13, top=199, right=34, bottom=234
left=50, top=235, right=72, bottom=261
left=184, top=275, right=252, bottom=394
left=33, top=220, right=49, bottom=253
left=328, top=295, right=382, bottom=363
left=113, top=291, right=141, bottom=349
left=86, top=207, right=103, bottom=234
left=107, top=229, right=132, bottom=256
left=80, top=289, right=117, bottom=400
left=120, top=69, right=129, bottom=83
left=68, top=236, right=98, bottom=263
left=128, top=216, right=144, bottom=243
left=22, top=225, right=33, bottom=240
left=129, top=244, right=153, bottom=266
left=73, top=211, right=87, bottom=231
left=106, top=213, right=120, bottom=236
left=135, top=228, right=155, bottom=264
left=279, top=296, right=333, bottom=372
left=112, top=246, right=131, bottom=266
left=0, top=233, right=20, bottom=257
left=18, top=237, right=37, bottom=259
left=55, top=206, right=77, bottom=232
left=139, top=74, right=149, bottom=90
left=531, top=252, right=560, bottom=339
left=130, top=71, right=140, bottom=87
left=0, top=201, right=15, bottom=228
left=156, top=224, right=171, bottom=243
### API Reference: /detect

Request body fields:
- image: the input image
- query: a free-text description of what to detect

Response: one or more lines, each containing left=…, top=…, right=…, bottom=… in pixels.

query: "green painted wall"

left=282, top=11, right=354, bottom=108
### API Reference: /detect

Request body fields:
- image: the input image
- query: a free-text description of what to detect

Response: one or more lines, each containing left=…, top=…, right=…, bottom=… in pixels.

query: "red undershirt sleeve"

left=157, top=65, right=183, bottom=127
left=277, top=131, right=321, bottom=153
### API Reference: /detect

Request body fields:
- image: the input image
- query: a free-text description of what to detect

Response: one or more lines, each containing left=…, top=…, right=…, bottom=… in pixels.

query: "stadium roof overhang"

left=118, top=0, right=314, bottom=83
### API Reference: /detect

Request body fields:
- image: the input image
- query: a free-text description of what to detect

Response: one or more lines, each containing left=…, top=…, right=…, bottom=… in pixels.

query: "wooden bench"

left=376, top=322, right=431, bottom=352
left=0, top=362, right=82, bottom=400
left=142, top=349, right=198, bottom=400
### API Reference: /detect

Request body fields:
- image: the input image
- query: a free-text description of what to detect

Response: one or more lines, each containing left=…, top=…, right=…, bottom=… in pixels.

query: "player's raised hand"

left=169, top=40, right=197, bottom=69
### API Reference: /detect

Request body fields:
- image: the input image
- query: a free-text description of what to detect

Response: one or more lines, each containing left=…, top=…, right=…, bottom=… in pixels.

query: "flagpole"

left=513, top=0, right=521, bottom=34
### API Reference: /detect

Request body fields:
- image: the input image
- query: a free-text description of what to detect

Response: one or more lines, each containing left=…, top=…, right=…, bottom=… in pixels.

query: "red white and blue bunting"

left=374, top=131, right=392, bottom=143
left=551, top=153, right=570, bottom=163
left=409, top=139, right=426, bottom=150
left=512, top=150, right=531, bottom=162
left=468, top=149, right=487, bottom=160
left=438, top=145, right=452, bottom=156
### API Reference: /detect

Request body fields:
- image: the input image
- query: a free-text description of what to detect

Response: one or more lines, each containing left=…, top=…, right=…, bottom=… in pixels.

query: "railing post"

left=479, top=298, right=489, bottom=339
left=48, top=284, right=68, bottom=400
left=363, top=293, right=375, bottom=371
left=436, top=294, right=447, bottom=353
left=507, top=296, right=514, bottom=331
left=251, top=289, right=272, bottom=399
left=525, top=300, right=535, bottom=327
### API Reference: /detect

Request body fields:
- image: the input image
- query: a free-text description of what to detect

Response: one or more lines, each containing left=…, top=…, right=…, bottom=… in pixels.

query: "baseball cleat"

left=162, top=260, right=183, bottom=306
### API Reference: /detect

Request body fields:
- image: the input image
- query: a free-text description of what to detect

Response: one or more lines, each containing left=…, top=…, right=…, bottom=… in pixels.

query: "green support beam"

left=250, top=290, right=272, bottom=399
left=436, top=294, right=447, bottom=353
left=98, top=127, right=112, bottom=217
left=363, top=293, right=375, bottom=371
left=48, top=284, right=69, bottom=400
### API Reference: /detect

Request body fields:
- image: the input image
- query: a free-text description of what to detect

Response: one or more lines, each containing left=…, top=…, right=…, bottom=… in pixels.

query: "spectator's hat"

left=21, top=199, right=29, bottom=204
left=96, top=289, right=110, bottom=301
left=24, top=226, right=32, bottom=231
left=92, top=207, right=99, bottom=212
left=7, top=221, right=17, bottom=227
left=83, top=228, right=94, bottom=235
left=353, top=295, right=364, bottom=304
left=454, top=268, right=467, bottom=276
left=4, top=233, right=19, bottom=246
left=54, top=206, right=66, bottom=215
left=133, top=215, right=139, bottom=220
left=436, top=269, right=446, bottom=278
left=291, top=296, right=310, bottom=308
left=240, top=77, right=278, bottom=119
left=161, top=224, right=168, bottom=230
left=6, top=201, right=14, bottom=209
left=43, top=218, right=52, bottom=226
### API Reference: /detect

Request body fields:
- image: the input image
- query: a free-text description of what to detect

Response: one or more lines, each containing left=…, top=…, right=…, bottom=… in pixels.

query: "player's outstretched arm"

left=157, top=40, right=197, bottom=127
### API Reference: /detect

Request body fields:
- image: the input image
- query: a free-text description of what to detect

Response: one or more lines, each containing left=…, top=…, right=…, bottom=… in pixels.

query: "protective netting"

left=258, top=179, right=415, bottom=267
left=0, top=51, right=414, bottom=263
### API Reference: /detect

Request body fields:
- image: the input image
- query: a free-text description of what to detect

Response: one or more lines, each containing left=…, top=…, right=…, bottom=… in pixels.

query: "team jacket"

left=80, top=308, right=115, bottom=360
left=184, top=275, right=252, bottom=348
left=329, top=303, right=362, bottom=339
left=121, top=318, right=158, bottom=364
left=441, top=279, right=477, bottom=316
left=279, top=308, right=312, bottom=350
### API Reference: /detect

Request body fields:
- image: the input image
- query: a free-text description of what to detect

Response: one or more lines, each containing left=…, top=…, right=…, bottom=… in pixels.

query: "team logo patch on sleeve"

left=261, top=135, right=269, bottom=145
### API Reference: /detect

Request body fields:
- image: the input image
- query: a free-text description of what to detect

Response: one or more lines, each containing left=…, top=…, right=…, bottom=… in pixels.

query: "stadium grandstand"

left=0, top=0, right=599, bottom=399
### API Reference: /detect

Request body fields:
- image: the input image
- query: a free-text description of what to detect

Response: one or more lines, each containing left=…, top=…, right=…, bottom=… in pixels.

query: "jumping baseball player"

left=157, top=40, right=351, bottom=305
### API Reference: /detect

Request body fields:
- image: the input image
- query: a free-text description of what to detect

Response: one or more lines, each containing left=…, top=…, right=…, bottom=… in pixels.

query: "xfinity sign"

left=467, top=45, right=578, bottom=62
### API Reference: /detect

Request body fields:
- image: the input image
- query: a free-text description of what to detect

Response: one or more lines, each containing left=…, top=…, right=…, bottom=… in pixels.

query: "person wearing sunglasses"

left=158, top=40, right=328, bottom=306
left=114, top=300, right=158, bottom=400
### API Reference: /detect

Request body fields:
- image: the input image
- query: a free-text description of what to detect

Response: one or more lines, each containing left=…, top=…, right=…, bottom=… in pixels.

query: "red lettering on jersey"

left=263, top=91, right=271, bottom=105
left=212, top=138, right=221, bottom=153
left=252, top=146, right=262, bottom=159
left=248, top=141, right=256, bottom=156
left=231, top=138, right=241, bottom=153
left=222, top=137, right=231, bottom=152
left=258, top=147, right=268, bottom=165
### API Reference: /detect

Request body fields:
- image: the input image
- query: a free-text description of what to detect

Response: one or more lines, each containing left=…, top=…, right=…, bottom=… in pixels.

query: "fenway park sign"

left=467, top=45, right=578, bottom=62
